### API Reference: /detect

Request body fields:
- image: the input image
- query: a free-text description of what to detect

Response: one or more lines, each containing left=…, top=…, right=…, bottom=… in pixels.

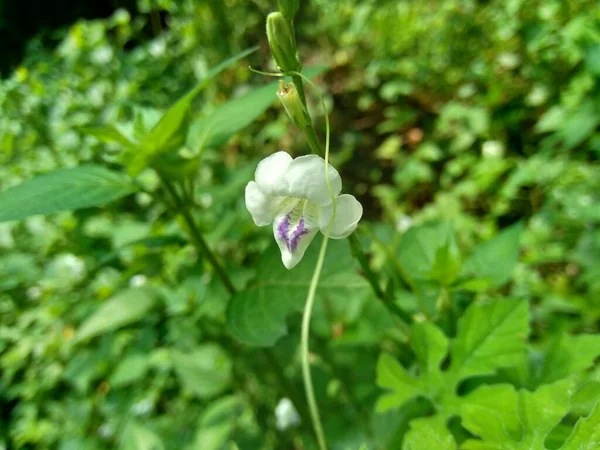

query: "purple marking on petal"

left=277, top=214, right=309, bottom=252
left=289, top=218, right=308, bottom=251
left=277, top=215, right=290, bottom=246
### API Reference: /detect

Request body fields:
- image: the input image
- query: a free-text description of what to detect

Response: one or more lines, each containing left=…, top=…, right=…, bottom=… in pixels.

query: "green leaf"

left=412, top=321, right=448, bottom=387
left=120, top=421, right=164, bottom=450
left=143, top=46, right=258, bottom=153
left=376, top=299, right=529, bottom=420
left=531, top=334, right=600, bottom=386
left=461, top=380, right=574, bottom=450
left=188, top=65, right=326, bottom=151
left=460, top=384, right=521, bottom=446
left=124, top=47, right=258, bottom=174
left=0, top=165, right=136, bottom=223
left=226, top=236, right=369, bottom=346
left=462, top=222, right=523, bottom=286
left=561, top=402, right=600, bottom=450
left=376, top=354, right=423, bottom=413
left=191, top=396, right=246, bottom=450
left=450, top=298, right=528, bottom=380
left=170, top=344, right=232, bottom=398
left=109, top=354, right=150, bottom=388
left=75, top=287, right=157, bottom=342
left=402, top=417, right=457, bottom=450
left=397, top=222, right=456, bottom=282
left=81, top=125, right=137, bottom=148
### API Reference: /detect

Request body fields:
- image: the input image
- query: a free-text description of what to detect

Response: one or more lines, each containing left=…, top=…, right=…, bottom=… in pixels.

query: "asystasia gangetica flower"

left=245, top=151, right=363, bottom=269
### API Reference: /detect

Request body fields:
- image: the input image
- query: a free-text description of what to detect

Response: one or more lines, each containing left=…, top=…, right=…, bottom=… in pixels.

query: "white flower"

left=245, top=151, right=363, bottom=269
left=275, top=398, right=301, bottom=430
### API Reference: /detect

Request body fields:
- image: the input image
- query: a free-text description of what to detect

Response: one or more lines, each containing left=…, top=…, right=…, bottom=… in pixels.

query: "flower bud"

left=277, top=0, right=299, bottom=20
left=277, top=81, right=311, bottom=128
left=266, top=12, right=300, bottom=73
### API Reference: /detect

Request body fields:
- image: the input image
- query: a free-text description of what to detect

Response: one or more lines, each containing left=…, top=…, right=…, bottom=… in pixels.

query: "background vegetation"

left=1, top=0, right=599, bottom=449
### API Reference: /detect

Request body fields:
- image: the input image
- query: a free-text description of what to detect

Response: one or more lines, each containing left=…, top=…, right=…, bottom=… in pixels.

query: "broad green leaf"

left=75, top=287, right=157, bottom=342
left=461, top=380, right=574, bottom=450
left=450, top=298, right=528, bottom=380
left=402, top=417, right=457, bottom=450
left=226, top=236, right=369, bottom=346
left=462, top=222, right=523, bottom=286
left=188, top=65, right=326, bottom=151
left=561, top=402, right=600, bottom=450
left=170, top=344, right=232, bottom=398
left=376, top=354, right=423, bottom=412
left=531, top=334, right=600, bottom=386
left=0, top=165, right=136, bottom=223
left=120, top=421, right=164, bottom=450
left=81, top=125, right=137, bottom=148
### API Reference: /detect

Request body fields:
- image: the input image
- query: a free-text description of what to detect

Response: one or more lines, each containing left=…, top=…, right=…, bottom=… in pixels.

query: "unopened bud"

left=277, top=0, right=299, bottom=20
left=266, top=12, right=300, bottom=73
left=277, top=81, right=311, bottom=128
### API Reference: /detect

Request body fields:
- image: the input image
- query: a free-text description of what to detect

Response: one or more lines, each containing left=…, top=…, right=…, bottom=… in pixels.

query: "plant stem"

left=349, top=234, right=413, bottom=324
left=157, top=172, right=314, bottom=440
left=302, top=236, right=330, bottom=450
left=159, top=175, right=236, bottom=295
left=291, top=74, right=411, bottom=325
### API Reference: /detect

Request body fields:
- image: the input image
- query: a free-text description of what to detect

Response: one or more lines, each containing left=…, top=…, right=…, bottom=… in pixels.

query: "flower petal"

left=255, top=151, right=293, bottom=196
left=275, top=155, right=342, bottom=206
left=319, top=194, right=363, bottom=239
left=245, top=181, right=282, bottom=226
left=273, top=204, right=319, bottom=269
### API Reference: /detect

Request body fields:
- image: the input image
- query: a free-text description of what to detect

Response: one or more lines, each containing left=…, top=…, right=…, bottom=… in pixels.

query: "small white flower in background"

left=482, top=140, right=504, bottom=159
left=245, top=151, right=363, bottom=269
left=129, top=274, right=148, bottom=288
left=53, top=254, right=86, bottom=280
left=395, top=214, right=413, bottom=233
left=275, top=398, right=301, bottom=431
left=26, top=286, right=42, bottom=301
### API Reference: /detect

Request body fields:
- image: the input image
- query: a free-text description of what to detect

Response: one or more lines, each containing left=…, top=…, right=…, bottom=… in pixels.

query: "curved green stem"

left=290, top=70, right=333, bottom=450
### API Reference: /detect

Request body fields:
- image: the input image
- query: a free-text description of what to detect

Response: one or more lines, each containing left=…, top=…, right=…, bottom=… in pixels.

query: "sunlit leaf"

left=75, top=287, right=157, bottom=342
left=0, top=165, right=136, bottom=223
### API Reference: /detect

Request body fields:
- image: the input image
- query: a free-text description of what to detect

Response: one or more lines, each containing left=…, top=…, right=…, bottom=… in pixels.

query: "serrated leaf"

left=75, top=287, right=157, bottom=342
left=226, top=236, right=369, bottom=346
left=376, top=354, right=422, bottom=412
left=561, top=402, right=600, bottom=450
left=170, top=344, right=232, bottom=398
left=531, top=334, right=600, bottom=386
left=450, top=299, right=528, bottom=380
left=412, top=321, right=448, bottom=386
left=462, top=222, right=523, bottom=286
left=0, top=165, right=136, bottom=223
left=460, top=384, right=521, bottom=446
left=402, top=417, right=457, bottom=450
left=461, top=379, right=574, bottom=450
left=376, top=299, right=529, bottom=420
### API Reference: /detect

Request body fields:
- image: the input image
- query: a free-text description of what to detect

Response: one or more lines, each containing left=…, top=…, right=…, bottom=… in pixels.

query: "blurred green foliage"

left=0, top=0, right=599, bottom=449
